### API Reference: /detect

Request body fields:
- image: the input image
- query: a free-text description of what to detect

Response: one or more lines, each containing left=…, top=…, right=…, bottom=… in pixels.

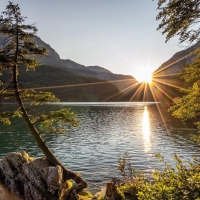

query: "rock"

left=21, top=158, right=50, bottom=194
left=0, top=151, right=69, bottom=200
left=47, top=165, right=63, bottom=195
left=92, top=188, right=106, bottom=200
left=24, top=182, right=43, bottom=200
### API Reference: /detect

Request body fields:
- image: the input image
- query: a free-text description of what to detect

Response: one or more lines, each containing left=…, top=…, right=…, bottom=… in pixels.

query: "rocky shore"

left=0, top=151, right=125, bottom=200
left=0, top=151, right=72, bottom=200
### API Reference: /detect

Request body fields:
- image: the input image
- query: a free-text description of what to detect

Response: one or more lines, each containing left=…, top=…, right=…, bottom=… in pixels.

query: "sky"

left=0, top=0, right=184, bottom=79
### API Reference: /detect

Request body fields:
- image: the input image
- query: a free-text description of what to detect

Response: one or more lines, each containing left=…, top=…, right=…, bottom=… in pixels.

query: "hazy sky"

left=0, top=0, right=183, bottom=77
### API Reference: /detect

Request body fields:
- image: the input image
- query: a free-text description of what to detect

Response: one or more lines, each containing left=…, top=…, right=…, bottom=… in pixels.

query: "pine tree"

left=0, top=1, right=87, bottom=198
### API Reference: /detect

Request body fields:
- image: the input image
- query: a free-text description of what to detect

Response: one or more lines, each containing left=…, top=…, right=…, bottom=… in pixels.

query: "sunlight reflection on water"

left=142, top=106, right=151, bottom=152
left=0, top=103, right=199, bottom=193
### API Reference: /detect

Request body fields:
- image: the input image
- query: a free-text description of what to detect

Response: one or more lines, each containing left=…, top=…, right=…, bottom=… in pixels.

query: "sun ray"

left=143, top=82, right=148, bottom=102
left=13, top=78, right=137, bottom=102
left=153, top=54, right=190, bottom=75
left=152, top=81, right=174, bottom=102
left=153, top=72, right=183, bottom=78
left=104, top=82, right=139, bottom=102
left=149, top=84, right=170, bottom=134
left=153, top=78, right=189, bottom=91
left=17, top=79, right=135, bottom=91
left=129, top=82, right=145, bottom=102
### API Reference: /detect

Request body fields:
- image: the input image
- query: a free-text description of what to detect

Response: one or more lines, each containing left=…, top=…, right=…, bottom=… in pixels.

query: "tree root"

left=61, top=167, right=87, bottom=200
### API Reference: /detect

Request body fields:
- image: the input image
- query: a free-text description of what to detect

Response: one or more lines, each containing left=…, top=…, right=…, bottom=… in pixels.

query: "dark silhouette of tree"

left=0, top=1, right=87, bottom=198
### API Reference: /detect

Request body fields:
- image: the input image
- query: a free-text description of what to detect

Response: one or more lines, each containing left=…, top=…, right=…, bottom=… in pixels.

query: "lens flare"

left=134, top=68, right=152, bottom=84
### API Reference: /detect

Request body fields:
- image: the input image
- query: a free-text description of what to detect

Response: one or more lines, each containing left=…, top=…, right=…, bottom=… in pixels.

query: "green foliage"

left=155, top=0, right=200, bottom=139
left=78, top=190, right=93, bottom=200
left=21, top=90, right=59, bottom=105
left=0, top=111, right=11, bottom=125
left=39, top=109, right=78, bottom=134
left=0, top=2, right=79, bottom=135
left=169, top=48, right=200, bottom=133
left=118, top=152, right=133, bottom=178
left=156, top=0, right=200, bottom=44
left=118, top=153, right=200, bottom=200
left=118, top=152, right=146, bottom=200
left=0, top=90, right=15, bottom=100
left=96, top=189, right=125, bottom=200
left=182, top=48, right=200, bottom=83
left=192, top=134, right=200, bottom=144
left=0, top=110, right=23, bottom=125
left=169, top=80, right=200, bottom=122
left=0, top=2, right=88, bottom=196
left=66, top=180, right=73, bottom=189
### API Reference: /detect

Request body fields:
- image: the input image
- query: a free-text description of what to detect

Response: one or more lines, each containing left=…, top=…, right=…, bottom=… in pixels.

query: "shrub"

left=118, top=153, right=200, bottom=200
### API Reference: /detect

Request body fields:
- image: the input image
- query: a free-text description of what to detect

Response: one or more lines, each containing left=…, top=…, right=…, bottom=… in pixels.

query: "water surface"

left=0, top=102, right=199, bottom=192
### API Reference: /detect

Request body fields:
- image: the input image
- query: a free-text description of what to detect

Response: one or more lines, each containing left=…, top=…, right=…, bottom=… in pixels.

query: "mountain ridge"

left=33, top=35, right=135, bottom=82
left=1, top=33, right=199, bottom=102
left=154, top=42, right=199, bottom=76
left=0, top=34, right=135, bottom=83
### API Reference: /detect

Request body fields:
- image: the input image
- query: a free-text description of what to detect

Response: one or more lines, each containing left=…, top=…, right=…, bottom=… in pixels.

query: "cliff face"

left=34, top=37, right=61, bottom=65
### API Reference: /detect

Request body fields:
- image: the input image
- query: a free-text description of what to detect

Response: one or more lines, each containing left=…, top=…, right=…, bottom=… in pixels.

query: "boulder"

left=0, top=151, right=69, bottom=200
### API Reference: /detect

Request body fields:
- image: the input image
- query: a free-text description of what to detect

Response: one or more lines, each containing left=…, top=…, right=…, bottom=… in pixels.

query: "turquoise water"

left=0, top=102, right=199, bottom=192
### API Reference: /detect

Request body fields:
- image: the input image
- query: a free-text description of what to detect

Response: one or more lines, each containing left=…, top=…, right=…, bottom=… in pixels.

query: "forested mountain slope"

left=1, top=65, right=126, bottom=102
left=152, top=42, right=199, bottom=103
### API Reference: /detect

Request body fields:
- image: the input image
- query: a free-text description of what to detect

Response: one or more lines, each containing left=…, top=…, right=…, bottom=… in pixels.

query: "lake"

left=0, top=102, right=199, bottom=193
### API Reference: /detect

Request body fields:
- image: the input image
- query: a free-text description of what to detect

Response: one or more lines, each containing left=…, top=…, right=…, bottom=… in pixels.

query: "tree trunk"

left=12, top=64, right=87, bottom=197
left=12, top=28, right=87, bottom=198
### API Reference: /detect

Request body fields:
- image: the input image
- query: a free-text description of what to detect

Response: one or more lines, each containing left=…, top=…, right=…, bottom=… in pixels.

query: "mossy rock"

left=78, top=190, right=93, bottom=200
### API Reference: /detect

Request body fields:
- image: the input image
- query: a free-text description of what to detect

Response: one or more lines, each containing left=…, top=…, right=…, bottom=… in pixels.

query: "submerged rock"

left=0, top=151, right=69, bottom=200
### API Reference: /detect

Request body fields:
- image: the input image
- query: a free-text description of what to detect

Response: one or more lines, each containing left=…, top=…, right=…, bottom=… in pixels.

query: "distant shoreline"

left=1, top=101, right=161, bottom=105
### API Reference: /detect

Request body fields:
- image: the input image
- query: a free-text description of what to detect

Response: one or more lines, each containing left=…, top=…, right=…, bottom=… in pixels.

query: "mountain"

left=152, top=42, right=199, bottom=104
left=0, top=33, right=137, bottom=99
left=0, top=33, right=139, bottom=102
left=1, top=32, right=199, bottom=103
left=32, top=36, right=135, bottom=82
left=34, top=37, right=61, bottom=65
left=34, top=36, right=137, bottom=95
left=154, top=42, right=199, bottom=76
left=0, top=34, right=135, bottom=81
left=1, top=65, right=127, bottom=102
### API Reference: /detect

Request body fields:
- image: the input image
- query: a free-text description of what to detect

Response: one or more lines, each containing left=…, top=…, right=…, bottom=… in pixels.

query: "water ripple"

left=0, top=103, right=199, bottom=193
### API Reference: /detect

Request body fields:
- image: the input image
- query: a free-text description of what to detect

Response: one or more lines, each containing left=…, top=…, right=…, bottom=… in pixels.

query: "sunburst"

left=134, top=68, right=153, bottom=84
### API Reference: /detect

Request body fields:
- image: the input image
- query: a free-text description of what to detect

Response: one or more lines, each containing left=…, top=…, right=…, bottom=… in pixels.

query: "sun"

left=134, top=68, right=153, bottom=83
